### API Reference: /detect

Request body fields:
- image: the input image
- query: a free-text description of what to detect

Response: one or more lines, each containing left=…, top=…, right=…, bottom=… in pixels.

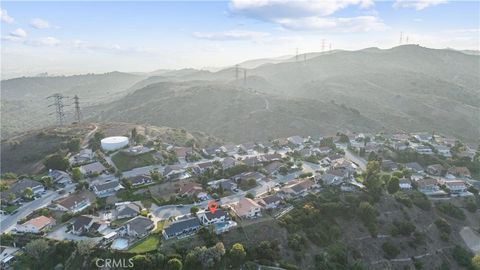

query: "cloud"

left=275, top=15, right=387, bottom=31
left=229, top=0, right=374, bottom=18
left=228, top=0, right=386, bottom=32
left=393, top=0, right=448, bottom=10
left=10, top=28, right=27, bottom=38
left=1, top=9, right=14, bottom=24
left=24, top=36, right=61, bottom=46
left=30, top=18, right=51, bottom=29
left=193, top=30, right=270, bottom=40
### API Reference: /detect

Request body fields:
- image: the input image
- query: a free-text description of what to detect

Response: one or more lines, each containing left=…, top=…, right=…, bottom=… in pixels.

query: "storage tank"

left=101, top=136, right=129, bottom=151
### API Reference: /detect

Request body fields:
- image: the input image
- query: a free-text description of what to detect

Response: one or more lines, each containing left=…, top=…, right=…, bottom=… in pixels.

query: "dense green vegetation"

left=112, top=151, right=157, bottom=172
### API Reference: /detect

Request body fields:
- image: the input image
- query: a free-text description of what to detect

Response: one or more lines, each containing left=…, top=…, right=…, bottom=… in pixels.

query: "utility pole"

left=329, top=43, right=332, bottom=51
left=235, top=64, right=239, bottom=81
left=73, top=95, right=82, bottom=122
left=47, top=93, right=67, bottom=126
left=406, top=36, right=409, bottom=44
left=243, top=69, right=247, bottom=85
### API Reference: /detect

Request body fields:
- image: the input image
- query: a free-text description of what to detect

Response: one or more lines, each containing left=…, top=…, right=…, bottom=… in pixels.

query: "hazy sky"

left=1, top=0, right=479, bottom=78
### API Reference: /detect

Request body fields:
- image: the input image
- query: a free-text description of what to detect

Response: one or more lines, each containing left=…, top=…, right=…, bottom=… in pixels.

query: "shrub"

left=390, top=220, right=416, bottom=237
left=452, top=245, right=473, bottom=267
left=394, top=192, right=413, bottom=208
left=382, top=241, right=400, bottom=259
left=436, top=202, right=466, bottom=220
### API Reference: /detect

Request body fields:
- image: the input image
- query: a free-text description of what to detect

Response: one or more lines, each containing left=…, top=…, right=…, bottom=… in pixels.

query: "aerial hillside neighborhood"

left=1, top=126, right=479, bottom=269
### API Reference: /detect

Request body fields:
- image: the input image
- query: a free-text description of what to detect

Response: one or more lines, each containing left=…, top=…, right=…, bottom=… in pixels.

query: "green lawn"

left=128, top=235, right=160, bottom=253
left=153, top=220, right=166, bottom=234
left=111, top=151, right=156, bottom=172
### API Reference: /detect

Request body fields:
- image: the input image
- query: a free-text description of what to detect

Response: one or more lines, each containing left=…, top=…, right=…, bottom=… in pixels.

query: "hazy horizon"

left=2, top=0, right=479, bottom=79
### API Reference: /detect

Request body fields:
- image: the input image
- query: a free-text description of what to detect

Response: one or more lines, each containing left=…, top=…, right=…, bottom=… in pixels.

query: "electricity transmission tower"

left=73, top=95, right=82, bottom=122
left=47, top=93, right=68, bottom=126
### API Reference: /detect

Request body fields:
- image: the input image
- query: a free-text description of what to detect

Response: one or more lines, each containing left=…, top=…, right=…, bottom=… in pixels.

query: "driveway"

left=47, top=224, right=102, bottom=243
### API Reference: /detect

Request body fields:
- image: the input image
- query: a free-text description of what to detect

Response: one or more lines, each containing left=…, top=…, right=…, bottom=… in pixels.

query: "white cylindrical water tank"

left=101, top=136, right=129, bottom=151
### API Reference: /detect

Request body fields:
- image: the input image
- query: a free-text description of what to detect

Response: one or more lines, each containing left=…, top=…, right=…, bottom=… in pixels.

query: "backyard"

left=111, top=151, right=157, bottom=172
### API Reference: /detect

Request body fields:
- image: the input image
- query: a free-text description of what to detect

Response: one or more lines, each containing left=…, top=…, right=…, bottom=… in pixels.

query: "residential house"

left=0, top=246, right=20, bottom=268
left=416, top=178, right=439, bottom=194
left=233, top=198, right=262, bottom=219
left=399, top=178, right=413, bottom=190
left=72, top=148, right=94, bottom=164
left=91, top=181, right=123, bottom=198
left=195, top=161, right=215, bottom=173
left=405, top=162, right=424, bottom=174
left=2, top=179, right=45, bottom=203
left=287, top=136, right=304, bottom=146
left=71, top=215, right=95, bottom=235
left=381, top=160, right=398, bottom=172
left=127, top=175, right=153, bottom=187
left=15, top=215, right=56, bottom=233
left=162, top=217, right=201, bottom=240
left=394, top=141, right=408, bottom=151
left=178, top=182, right=207, bottom=200
left=219, top=145, right=238, bottom=156
left=221, top=157, right=236, bottom=169
left=196, top=209, right=229, bottom=225
left=163, top=165, right=189, bottom=181
left=414, top=145, right=433, bottom=155
left=48, top=170, right=72, bottom=185
left=316, top=146, right=332, bottom=155
left=201, top=147, right=219, bottom=158
left=231, top=171, right=266, bottom=183
left=444, top=180, right=467, bottom=195
left=434, top=145, right=451, bottom=157
left=413, top=133, right=433, bottom=143
left=115, top=201, right=143, bottom=220
left=281, top=179, right=315, bottom=198
left=53, top=194, right=91, bottom=213
left=427, top=164, right=446, bottom=176
left=174, top=147, right=193, bottom=161
left=208, top=179, right=237, bottom=192
left=264, top=161, right=283, bottom=175
left=447, top=167, right=471, bottom=179
left=260, top=153, right=282, bottom=163
left=322, top=169, right=349, bottom=186
left=239, top=142, right=256, bottom=155
left=79, top=161, right=106, bottom=176
left=257, top=194, right=282, bottom=209
left=123, top=216, right=154, bottom=239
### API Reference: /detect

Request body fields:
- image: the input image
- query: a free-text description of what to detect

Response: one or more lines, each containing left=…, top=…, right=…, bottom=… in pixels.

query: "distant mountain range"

left=2, top=45, right=479, bottom=144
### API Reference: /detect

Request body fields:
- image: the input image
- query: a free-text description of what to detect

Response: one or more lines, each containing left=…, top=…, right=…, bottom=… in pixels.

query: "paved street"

left=0, top=184, right=76, bottom=233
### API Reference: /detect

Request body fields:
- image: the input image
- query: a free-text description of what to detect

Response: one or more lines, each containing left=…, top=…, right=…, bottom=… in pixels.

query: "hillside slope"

left=88, top=81, right=378, bottom=143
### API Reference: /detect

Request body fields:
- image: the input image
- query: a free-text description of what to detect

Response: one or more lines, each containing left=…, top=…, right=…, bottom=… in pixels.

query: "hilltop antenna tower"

left=73, top=95, right=82, bottom=122
left=47, top=93, right=68, bottom=126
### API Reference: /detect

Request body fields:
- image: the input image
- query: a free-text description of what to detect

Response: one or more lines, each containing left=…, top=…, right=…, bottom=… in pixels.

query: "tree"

left=387, top=176, right=400, bottom=194
left=72, top=167, right=82, bottom=182
left=131, top=128, right=138, bottom=143
left=76, top=240, right=95, bottom=256
left=25, top=239, right=49, bottom=261
left=22, top=187, right=34, bottom=200
left=364, top=161, right=383, bottom=200
left=190, top=206, right=199, bottom=215
left=41, top=176, right=54, bottom=188
left=7, top=193, right=16, bottom=202
left=44, top=154, right=69, bottom=171
left=132, top=254, right=152, bottom=268
left=472, top=254, right=480, bottom=270
left=245, top=192, right=254, bottom=199
left=229, top=243, right=246, bottom=266
left=167, top=258, right=183, bottom=270
left=66, top=138, right=81, bottom=152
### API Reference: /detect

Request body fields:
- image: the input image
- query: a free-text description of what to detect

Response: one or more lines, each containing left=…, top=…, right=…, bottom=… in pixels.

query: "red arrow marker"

left=208, top=201, right=218, bottom=214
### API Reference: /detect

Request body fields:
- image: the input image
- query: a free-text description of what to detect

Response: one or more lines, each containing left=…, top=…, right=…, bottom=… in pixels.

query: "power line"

left=73, top=95, right=82, bottom=122
left=47, top=93, right=68, bottom=126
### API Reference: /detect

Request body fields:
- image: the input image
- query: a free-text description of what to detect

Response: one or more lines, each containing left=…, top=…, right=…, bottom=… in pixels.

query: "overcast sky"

left=1, top=0, right=479, bottom=78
